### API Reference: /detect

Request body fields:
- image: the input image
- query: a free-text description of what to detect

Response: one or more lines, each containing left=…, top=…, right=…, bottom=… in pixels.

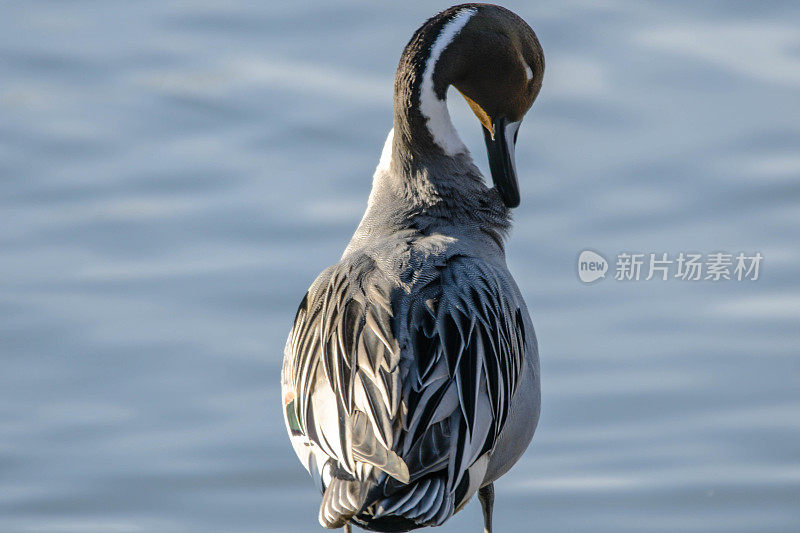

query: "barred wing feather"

left=398, top=257, right=528, bottom=497
left=285, top=257, right=408, bottom=481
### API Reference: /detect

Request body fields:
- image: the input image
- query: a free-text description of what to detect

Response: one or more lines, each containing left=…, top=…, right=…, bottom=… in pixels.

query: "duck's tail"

left=319, top=471, right=454, bottom=531
left=368, top=474, right=453, bottom=527
left=319, top=475, right=369, bottom=529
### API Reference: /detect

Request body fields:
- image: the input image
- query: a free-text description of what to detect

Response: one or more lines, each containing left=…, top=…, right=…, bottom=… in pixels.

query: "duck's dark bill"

left=483, top=117, right=522, bottom=208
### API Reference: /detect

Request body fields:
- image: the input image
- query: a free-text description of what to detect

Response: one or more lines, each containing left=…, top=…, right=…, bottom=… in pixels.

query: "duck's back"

left=281, top=236, right=539, bottom=531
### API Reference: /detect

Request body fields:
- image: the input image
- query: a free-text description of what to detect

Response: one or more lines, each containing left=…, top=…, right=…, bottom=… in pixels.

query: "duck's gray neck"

left=349, top=6, right=509, bottom=252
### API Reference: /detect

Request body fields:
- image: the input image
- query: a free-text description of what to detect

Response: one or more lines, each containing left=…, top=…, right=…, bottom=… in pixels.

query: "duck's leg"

left=478, top=483, right=495, bottom=533
left=343, top=524, right=351, bottom=533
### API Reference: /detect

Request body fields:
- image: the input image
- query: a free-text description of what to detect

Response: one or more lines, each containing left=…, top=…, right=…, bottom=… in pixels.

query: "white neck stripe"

left=418, top=8, right=477, bottom=156
left=522, top=58, right=534, bottom=81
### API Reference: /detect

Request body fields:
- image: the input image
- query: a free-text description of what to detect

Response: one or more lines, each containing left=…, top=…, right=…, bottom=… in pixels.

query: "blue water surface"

left=1, top=1, right=799, bottom=532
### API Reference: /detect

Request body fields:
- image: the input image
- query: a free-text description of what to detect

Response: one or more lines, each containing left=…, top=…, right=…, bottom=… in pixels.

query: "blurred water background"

left=1, top=1, right=799, bottom=531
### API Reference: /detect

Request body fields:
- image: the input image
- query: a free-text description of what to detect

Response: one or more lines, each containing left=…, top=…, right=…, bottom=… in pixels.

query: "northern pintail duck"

left=282, top=4, right=544, bottom=531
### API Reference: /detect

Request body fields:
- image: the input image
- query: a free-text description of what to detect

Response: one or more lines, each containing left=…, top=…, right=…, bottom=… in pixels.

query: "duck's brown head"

left=395, top=4, right=544, bottom=208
